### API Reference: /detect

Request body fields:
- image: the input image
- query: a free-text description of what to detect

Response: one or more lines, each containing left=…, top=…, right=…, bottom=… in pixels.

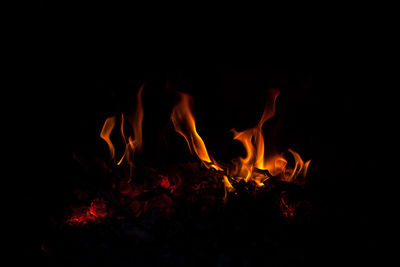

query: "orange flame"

left=128, top=83, right=144, bottom=154
left=230, top=89, right=280, bottom=184
left=283, top=149, right=311, bottom=182
left=230, top=89, right=310, bottom=186
left=100, top=84, right=145, bottom=181
left=222, top=175, right=234, bottom=201
left=100, top=116, right=116, bottom=161
left=171, top=92, right=222, bottom=171
left=118, top=84, right=144, bottom=162
left=170, top=89, right=310, bottom=195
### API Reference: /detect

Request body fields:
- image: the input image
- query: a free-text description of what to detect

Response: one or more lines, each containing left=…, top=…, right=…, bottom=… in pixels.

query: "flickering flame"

left=128, top=83, right=144, bottom=154
left=230, top=89, right=310, bottom=186
left=100, top=84, right=145, bottom=180
left=118, top=84, right=144, bottom=172
left=230, top=89, right=280, bottom=184
left=99, top=85, right=309, bottom=205
left=222, top=175, right=234, bottom=201
left=100, top=116, right=116, bottom=161
left=171, top=92, right=222, bottom=171
left=283, top=149, right=311, bottom=182
left=170, top=88, right=310, bottom=196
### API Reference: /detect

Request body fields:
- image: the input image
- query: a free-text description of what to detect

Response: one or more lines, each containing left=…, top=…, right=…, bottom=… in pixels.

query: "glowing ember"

left=280, top=191, right=296, bottom=219
left=66, top=198, right=108, bottom=225
left=160, top=175, right=170, bottom=189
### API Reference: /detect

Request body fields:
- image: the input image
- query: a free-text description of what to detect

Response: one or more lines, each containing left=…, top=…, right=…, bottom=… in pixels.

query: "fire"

left=68, top=82, right=312, bottom=228
left=170, top=89, right=310, bottom=192
left=100, top=84, right=144, bottom=181
left=100, top=85, right=309, bottom=204
left=230, top=89, right=310, bottom=186
left=229, top=89, right=280, bottom=185
left=171, top=92, right=222, bottom=171
left=127, top=83, right=144, bottom=154
left=99, top=116, right=116, bottom=161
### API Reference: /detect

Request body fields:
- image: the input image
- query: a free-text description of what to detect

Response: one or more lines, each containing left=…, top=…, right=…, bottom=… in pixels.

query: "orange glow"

left=171, top=92, right=222, bottom=171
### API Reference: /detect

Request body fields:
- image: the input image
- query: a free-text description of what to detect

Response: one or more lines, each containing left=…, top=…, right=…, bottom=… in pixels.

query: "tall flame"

left=100, top=84, right=145, bottom=181
left=230, top=89, right=280, bottom=183
left=171, top=92, right=222, bottom=171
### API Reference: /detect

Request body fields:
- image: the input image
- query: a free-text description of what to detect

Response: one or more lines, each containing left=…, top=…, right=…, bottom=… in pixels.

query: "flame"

left=222, top=175, right=234, bottom=201
left=128, top=83, right=144, bottom=154
left=230, top=89, right=280, bottom=182
left=230, top=89, right=310, bottom=186
left=99, top=85, right=310, bottom=204
left=100, top=116, right=116, bottom=161
left=170, top=89, right=310, bottom=200
left=100, top=84, right=144, bottom=181
left=283, top=149, right=311, bottom=182
left=171, top=92, right=222, bottom=170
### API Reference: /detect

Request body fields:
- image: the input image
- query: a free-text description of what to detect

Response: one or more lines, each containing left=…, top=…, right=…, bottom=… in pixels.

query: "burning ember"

left=66, top=198, right=109, bottom=225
